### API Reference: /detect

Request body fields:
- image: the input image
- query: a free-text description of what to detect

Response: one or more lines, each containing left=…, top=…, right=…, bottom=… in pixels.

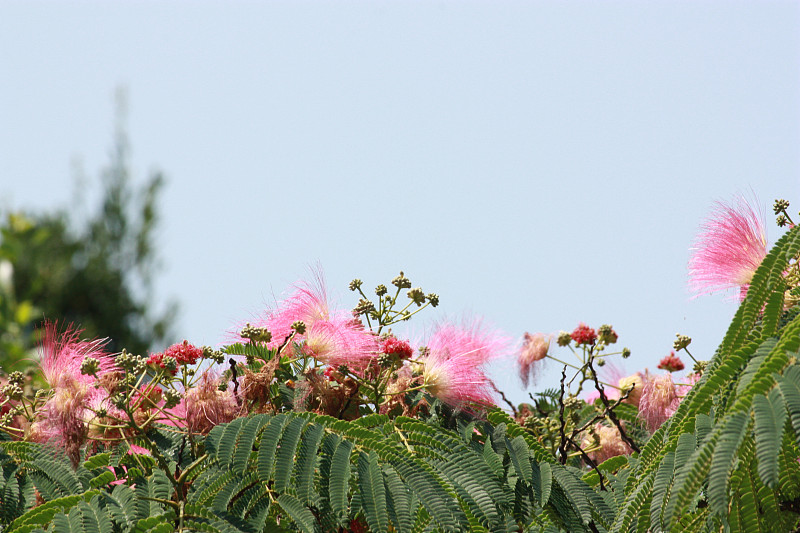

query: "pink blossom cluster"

left=657, top=352, right=685, bottom=372
left=570, top=323, right=597, bottom=346
left=147, top=340, right=203, bottom=372
left=381, top=336, right=414, bottom=360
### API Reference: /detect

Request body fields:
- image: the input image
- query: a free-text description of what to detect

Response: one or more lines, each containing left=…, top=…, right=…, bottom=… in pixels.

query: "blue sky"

left=1, top=1, right=798, bottom=405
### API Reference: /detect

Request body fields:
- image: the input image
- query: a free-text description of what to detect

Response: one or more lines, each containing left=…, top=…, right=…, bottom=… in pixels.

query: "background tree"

left=0, top=89, right=176, bottom=371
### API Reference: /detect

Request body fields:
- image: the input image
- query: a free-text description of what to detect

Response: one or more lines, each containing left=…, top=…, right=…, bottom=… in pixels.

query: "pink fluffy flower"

left=31, top=323, right=117, bottom=463
left=517, top=332, right=550, bottom=388
left=231, top=274, right=380, bottom=370
left=39, top=322, right=116, bottom=388
left=420, top=319, right=509, bottom=408
left=689, top=196, right=768, bottom=299
left=303, top=318, right=378, bottom=370
left=235, top=275, right=336, bottom=350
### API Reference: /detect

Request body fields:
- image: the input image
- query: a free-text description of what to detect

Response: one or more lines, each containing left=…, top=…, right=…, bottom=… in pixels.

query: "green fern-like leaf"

left=779, top=363, right=800, bottom=447
left=5, top=490, right=99, bottom=533
left=383, top=463, right=414, bottom=533
left=276, top=493, right=316, bottom=533
left=359, top=451, right=389, bottom=533
left=752, top=387, right=787, bottom=489
left=255, top=414, right=290, bottom=484
left=707, top=411, right=749, bottom=520
left=273, top=417, right=307, bottom=494
left=231, top=415, right=269, bottom=476
left=294, top=423, right=324, bottom=505
left=328, top=438, right=353, bottom=522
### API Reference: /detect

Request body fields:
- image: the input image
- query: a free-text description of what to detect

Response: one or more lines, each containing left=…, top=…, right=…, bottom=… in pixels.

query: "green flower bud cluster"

left=773, top=199, right=795, bottom=227
left=0, top=409, right=19, bottom=425
left=162, top=356, right=178, bottom=373
left=163, top=389, right=182, bottom=410
left=693, top=360, right=708, bottom=375
left=377, top=353, right=393, bottom=368
left=117, top=350, right=147, bottom=373
left=1, top=383, right=23, bottom=401
left=240, top=323, right=272, bottom=343
left=597, top=324, right=618, bottom=344
left=120, top=374, right=138, bottom=388
left=202, top=346, right=226, bottom=364
left=407, top=287, right=426, bottom=306
left=349, top=279, right=363, bottom=291
left=673, top=334, right=692, bottom=351
left=621, top=347, right=631, bottom=359
left=7, top=371, right=24, bottom=386
left=375, top=284, right=388, bottom=296
left=391, top=272, right=412, bottom=289
left=774, top=199, right=790, bottom=214
left=291, top=321, right=307, bottom=335
left=80, top=357, right=101, bottom=377
left=353, top=298, right=376, bottom=316
left=111, top=394, right=128, bottom=409
left=563, top=395, right=581, bottom=410
left=557, top=331, right=572, bottom=347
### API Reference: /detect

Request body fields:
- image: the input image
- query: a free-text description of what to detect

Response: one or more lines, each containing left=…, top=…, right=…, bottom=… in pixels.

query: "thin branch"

left=557, top=366, right=568, bottom=465
left=492, top=382, right=518, bottom=417
left=587, top=358, right=640, bottom=454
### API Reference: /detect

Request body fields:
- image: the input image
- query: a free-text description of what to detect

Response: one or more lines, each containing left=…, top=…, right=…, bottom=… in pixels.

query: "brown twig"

left=492, top=382, right=518, bottom=417
left=564, top=432, right=606, bottom=491
left=557, top=366, right=568, bottom=465
left=229, top=358, right=240, bottom=403
left=587, top=358, right=640, bottom=454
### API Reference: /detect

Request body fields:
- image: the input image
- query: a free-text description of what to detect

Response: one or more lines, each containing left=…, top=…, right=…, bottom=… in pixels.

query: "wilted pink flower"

left=657, top=352, right=685, bottom=372
left=638, top=373, right=680, bottom=432
left=181, top=372, right=240, bottom=434
left=582, top=423, right=632, bottom=464
left=420, top=319, right=509, bottom=408
left=689, top=196, right=768, bottom=299
left=517, top=332, right=550, bottom=388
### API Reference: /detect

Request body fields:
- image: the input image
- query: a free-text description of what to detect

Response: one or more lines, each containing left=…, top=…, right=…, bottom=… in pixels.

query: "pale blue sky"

left=1, top=1, right=798, bottom=405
